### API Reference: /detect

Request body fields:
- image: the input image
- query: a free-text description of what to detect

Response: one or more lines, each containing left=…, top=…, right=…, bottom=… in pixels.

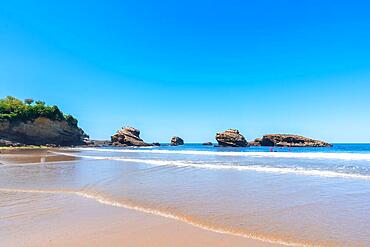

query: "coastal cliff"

left=0, top=96, right=87, bottom=146
left=0, top=117, right=87, bottom=146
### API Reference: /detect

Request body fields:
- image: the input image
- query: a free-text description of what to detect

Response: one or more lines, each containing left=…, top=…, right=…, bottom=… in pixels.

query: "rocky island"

left=215, top=129, right=249, bottom=147
left=250, top=134, right=332, bottom=147
left=0, top=96, right=87, bottom=147
left=111, top=126, right=152, bottom=146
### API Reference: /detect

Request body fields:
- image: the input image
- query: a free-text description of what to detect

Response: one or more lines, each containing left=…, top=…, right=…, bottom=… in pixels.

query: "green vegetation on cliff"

left=0, top=96, right=78, bottom=126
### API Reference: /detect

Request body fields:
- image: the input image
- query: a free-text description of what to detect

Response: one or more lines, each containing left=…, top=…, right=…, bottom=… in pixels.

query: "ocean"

left=1, top=144, right=370, bottom=246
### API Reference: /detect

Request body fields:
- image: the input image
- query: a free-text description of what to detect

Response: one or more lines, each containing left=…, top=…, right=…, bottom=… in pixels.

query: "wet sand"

left=0, top=149, right=282, bottom=247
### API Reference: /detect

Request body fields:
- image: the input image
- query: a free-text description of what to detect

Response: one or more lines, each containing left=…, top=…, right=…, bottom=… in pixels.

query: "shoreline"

left=0, top=149, right=286, bottom=247
left=2, top=146, right=370, bottom=246
left=0, top=189, right=290, bottom=247
left=0, top=187, right=294, bottom=247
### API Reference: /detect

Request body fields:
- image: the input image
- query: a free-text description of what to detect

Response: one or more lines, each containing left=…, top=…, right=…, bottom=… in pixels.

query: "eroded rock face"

left=111, top=127, right=151, bottom=146
left=170, top=136, right=184, bottom=146
left=215, top=129, right=248, bottom=147
left=252, top=134, right=332, bottom=147
left=0, top=117, right=87, bottom=146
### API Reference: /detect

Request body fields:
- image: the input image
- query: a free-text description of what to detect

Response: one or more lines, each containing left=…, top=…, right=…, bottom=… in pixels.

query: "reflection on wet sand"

left=0, top=149, right=79, bottom=165
left=0, top=149, right=282, bottom=247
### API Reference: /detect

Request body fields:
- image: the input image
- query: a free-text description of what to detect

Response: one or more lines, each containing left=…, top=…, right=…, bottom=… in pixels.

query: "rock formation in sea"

left=202, top=142, right=213, bottom=146
left=247, top=138, right=261, bottom=146
left=111, top=126, right=152, bottom=146
left=84, top=140, right=111, bottom=147
left=251, top=134, right=332, bottom=147
left=215, top=129, right=249, bottom=147
left=170, top=136, right=184, bottom=146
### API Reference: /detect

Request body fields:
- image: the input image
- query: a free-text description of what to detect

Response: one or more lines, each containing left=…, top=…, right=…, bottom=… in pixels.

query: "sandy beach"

left=1, top=192, right=284, bottom=247
left=2, top=147, right=370, bottom=247
left=0, top=149, right=283, bottom=247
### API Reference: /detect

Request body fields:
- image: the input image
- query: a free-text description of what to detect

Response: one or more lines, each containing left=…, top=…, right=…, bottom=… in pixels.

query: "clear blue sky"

left=1, top=0, right=369, bottom=143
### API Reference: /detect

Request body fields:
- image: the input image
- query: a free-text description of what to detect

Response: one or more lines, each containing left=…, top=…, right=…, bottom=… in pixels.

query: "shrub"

left=0, top=96, right=78, bottom=124
left=65, top=114, right=78, bottom=126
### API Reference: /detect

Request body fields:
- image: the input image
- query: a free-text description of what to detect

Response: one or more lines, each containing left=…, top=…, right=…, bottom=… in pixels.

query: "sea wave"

left=0, top=187, right=308, bottom=247
left=53, top=152, right=370, bottom=180
left=74, top=148, right=370, bottom=161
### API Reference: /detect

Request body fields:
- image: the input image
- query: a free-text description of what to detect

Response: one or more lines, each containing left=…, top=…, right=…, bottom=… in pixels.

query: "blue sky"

left=1, top=0, right=369, bottom=142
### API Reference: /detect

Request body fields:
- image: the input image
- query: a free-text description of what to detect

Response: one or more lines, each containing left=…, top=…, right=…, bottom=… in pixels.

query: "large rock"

left=0, top=117, right=87, bottom=146
left=170, top=136, right=184, bottom=146
left=252, top=134, right=332, bottom=147
left=215, top=129, right=249, bottom=147
left=111, top=127, right=151, bottom=146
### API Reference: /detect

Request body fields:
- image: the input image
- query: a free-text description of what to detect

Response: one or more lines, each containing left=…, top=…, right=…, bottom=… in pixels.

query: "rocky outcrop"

left=0, top=138, right=24, bottom=147
left=170, top=136, right=184, bottom=146
left=0, top=117, right=87, bottom=146
left=215, top=129, right=249, bottom=147
left=111, top=127, right=151, bottom=146
left=248, top=138, right=261, bottom=146
left=251, top=134, right=332, bottom=147
left=84, top=140, right=111, bottom=147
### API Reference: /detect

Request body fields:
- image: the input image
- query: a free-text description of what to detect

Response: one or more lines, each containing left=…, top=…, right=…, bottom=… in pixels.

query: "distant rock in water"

left=85, top=140, right=111, bottom=147
left=215, top=129, right=249, bottom=147
left=202, top=142, right=213, bottom=146
left=111, top=126, right=151, bottom=146
left=251, top=134, right=332, bottom=147
left=152, top=142, right=161, bottom=146
left=170, top=136, right=184, bottom=146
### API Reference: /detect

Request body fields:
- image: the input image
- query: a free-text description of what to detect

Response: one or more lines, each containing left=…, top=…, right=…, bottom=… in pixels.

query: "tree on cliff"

left=24, top=98, right=34, bottom=105
left=0, top=96, right=78, bottom=126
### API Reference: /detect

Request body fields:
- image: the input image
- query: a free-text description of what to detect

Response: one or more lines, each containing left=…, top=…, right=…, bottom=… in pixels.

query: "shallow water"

left=1, top=144, right=370, bottom=246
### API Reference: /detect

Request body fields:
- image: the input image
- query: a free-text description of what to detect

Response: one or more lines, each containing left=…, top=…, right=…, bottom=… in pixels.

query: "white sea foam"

left=73, top=147, right=370, bottom=161
left=0, top=187, right=308, bottom=247
left=53, top=152, right=370, bottom=180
